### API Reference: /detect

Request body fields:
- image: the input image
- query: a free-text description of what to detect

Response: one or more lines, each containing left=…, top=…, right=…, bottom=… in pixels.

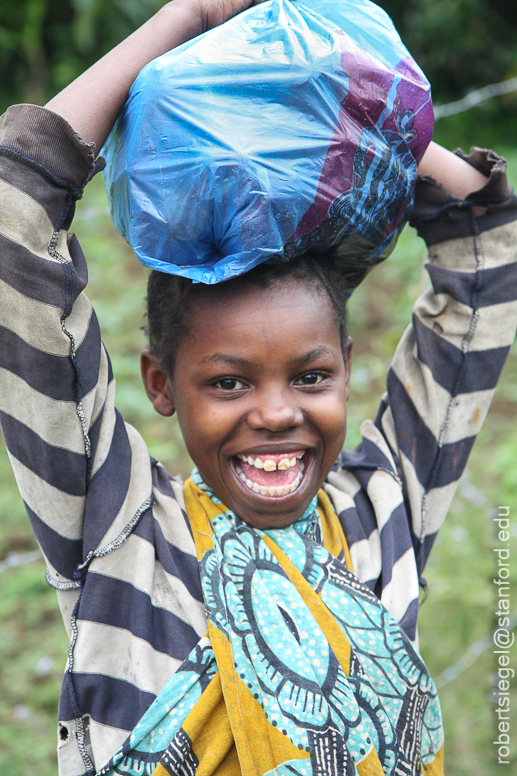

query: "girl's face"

left=142, top=280, right=351, bottom=529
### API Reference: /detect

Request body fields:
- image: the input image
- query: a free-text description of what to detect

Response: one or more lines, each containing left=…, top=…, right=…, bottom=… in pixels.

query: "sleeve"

left=375, top=148, right=517, bottom=574
left=0, top=104, right=152, bottom=589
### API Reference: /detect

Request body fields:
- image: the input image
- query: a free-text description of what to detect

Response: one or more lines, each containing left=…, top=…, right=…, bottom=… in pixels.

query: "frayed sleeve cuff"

left=409, top=147, right=517, bottom=245
left=0, top=104, right=101, bottom=191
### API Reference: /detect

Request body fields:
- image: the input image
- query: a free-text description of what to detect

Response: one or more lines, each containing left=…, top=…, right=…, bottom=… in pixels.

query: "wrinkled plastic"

left=102, top=0, right=433, bottom=284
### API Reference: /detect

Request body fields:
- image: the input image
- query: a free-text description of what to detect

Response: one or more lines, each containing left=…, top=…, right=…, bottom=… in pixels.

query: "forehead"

left=177, top=279, right=341, bottom=365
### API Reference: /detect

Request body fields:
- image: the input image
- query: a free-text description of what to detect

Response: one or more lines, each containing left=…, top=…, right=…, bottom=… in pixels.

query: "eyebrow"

left=296, top=346, right=337, bottom=365
left=199, top=346, right=337, bottom=368
left=199, top=353, right=259, bottom=368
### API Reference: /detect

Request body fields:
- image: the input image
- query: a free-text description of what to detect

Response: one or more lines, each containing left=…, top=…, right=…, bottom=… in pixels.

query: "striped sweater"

left=1, top=105, right=516, bottom=776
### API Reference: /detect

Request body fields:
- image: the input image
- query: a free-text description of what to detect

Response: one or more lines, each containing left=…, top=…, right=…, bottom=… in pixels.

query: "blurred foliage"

left=1, top=0, right=517, bottom=114
left=0, top=0, right=163, bottom=111
left=378, top=0, right=517, bottom=100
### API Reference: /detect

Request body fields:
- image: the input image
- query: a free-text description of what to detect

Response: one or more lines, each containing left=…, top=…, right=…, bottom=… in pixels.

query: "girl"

left=0, top=1, right=515, bottom=774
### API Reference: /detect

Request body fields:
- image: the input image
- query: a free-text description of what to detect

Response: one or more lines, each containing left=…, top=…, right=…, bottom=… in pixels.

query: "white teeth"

left=237, top=452, right=305, bottom=470
left=237, top=452, right=308, bottom=497
left=240, top=468, right=305, bottom=497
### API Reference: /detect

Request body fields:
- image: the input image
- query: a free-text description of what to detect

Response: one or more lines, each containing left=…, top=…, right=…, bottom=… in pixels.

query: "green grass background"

left=0, top=116, right=516, bottom=774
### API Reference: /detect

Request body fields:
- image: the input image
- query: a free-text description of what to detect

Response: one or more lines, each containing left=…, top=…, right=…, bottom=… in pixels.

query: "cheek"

left=318, top=394, right=348, bottom=452
left=174, top=398, right=232, bottom=467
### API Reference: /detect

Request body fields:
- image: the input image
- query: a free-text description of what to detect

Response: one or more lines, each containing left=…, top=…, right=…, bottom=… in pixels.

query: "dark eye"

left=294, top=372, right=325, bottom=386
left=215, top=377, right=246, bottom=391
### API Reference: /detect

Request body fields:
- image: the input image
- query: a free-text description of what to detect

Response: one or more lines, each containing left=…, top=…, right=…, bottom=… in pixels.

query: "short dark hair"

left=146, top=254, right=353, bottom=377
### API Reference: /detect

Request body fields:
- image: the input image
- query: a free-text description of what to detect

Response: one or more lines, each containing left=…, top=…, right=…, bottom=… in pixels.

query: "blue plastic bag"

left=102, top=0, right=433, bottom=284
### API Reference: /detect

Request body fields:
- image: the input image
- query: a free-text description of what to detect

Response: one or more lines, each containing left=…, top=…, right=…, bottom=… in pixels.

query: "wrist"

left=156, top=0, right=205, bottom=43
left=417, top=141, right=488, bottom=200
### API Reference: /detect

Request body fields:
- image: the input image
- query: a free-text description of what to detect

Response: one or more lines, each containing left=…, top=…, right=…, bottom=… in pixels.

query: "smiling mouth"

left=233, top=451, right=308, bottom=497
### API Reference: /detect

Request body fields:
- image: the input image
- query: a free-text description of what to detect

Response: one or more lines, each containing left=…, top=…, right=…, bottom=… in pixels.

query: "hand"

left=189, top=0, right=269, bottom=33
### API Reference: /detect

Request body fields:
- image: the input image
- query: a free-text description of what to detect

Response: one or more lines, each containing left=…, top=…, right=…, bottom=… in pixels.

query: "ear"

left=343, top=336, right=353, bottom=402
left=140, top=349, right=175, bottom=417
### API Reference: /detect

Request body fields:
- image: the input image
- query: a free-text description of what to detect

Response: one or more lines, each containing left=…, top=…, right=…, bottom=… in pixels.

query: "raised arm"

left=46, top=0, right=264, bottom=151
left=381, top=144, right=517, bottom=575
left=0, top=0, right=262, bottom=586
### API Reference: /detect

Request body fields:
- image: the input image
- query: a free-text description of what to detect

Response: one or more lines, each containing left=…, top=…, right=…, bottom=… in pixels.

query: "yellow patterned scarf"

left=98, top=475, right=444, bottom=776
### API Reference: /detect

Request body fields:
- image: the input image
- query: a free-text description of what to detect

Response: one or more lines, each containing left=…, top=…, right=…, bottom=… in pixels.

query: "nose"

left=246, top=387, right=303, bottom=432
